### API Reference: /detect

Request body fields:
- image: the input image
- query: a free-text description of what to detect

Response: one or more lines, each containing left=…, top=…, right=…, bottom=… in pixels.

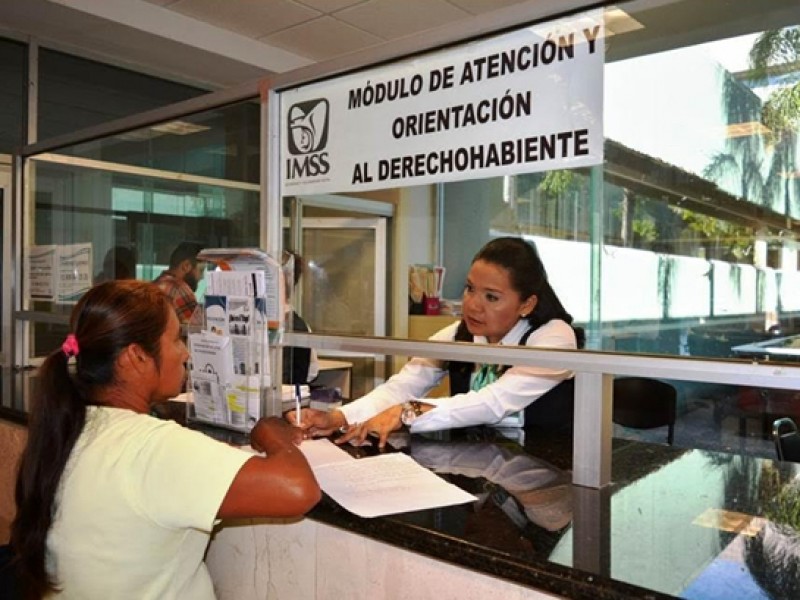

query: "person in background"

left=290, top=237, right=584, bottom=448
left=11, top=280, right=320, bottom=599
left=154, top=241, right=206, bottom=324
left=282, top=250, right=319, bottom=385
left=95, top=245, right=137, bottom=282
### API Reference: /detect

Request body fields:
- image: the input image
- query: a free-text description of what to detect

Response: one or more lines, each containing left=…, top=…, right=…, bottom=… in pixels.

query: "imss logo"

left=286, top=98, right=330, bottom=179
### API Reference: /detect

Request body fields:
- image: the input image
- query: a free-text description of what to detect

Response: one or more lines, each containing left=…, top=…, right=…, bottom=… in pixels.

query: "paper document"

left=299, top=438, right=354, bottom=467
left=300, top=440, right=476, bottom=518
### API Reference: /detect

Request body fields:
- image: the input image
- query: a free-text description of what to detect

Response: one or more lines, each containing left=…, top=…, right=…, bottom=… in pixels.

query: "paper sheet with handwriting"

left=299, top=440, right=476, bottom=518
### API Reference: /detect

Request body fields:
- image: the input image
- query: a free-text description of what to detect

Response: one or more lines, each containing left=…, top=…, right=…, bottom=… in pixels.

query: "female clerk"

left=292, top=236, right=583, bottom=448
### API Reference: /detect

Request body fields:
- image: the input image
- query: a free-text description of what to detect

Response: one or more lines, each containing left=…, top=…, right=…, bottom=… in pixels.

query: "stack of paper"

left=298, top=439, right=476, bottom=518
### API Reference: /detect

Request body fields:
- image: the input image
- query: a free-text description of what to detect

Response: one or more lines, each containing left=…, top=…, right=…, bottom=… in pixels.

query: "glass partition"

left=22, top=101, right=261, bottom=360
left=38, top=48, right=206, bottom=140
left=0, top=37, right=26, bottom=153
left=284, top=0, right=800, bottom=361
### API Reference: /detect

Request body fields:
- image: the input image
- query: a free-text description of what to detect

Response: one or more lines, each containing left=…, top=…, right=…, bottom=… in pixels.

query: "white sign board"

left=28, top=243, right=93, bottom=303
left=56, top=243, right=93, bottom=304
left=280, top=9, right=604, bottom=195
left=28, top=245, right=57, bottom=300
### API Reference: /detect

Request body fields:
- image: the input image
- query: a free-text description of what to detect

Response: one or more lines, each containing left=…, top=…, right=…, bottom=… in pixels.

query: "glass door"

left=296, top=217, right=387, bottom=398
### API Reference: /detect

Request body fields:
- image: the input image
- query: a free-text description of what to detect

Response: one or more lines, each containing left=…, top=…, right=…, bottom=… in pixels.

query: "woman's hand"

left=336, top=405, right=403, bottom=449
left=285, top=407, right=347, bottom=438
left=250, top=416, right=303, bottom=454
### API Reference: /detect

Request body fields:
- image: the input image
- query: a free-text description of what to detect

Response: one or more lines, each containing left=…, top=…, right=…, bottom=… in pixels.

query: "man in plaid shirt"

left=154, top=242, right=206, bottom=324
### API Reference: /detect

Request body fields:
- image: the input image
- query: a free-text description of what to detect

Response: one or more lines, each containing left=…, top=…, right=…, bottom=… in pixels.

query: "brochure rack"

left=185, top=248, right=285, bottom=432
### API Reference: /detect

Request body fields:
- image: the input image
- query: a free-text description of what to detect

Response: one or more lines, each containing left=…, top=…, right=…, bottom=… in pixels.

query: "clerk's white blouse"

left=339, top=318, right=577, bottom=432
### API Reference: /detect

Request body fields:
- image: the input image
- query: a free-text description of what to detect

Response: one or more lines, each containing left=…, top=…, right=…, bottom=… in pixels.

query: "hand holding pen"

left=285, top=407, right=347, bottom=438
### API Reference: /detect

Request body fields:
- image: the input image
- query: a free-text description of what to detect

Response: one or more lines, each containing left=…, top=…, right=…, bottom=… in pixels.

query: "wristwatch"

left=401, top=400, right=423, bottom=426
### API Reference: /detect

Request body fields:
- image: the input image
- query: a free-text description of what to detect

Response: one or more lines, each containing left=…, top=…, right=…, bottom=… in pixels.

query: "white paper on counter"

left=298, top=438, right=354, bottom=467
left=239, top=438, right=476, bottom=518
left=310, top=451, right=477, bottom=518
left=236, top=438, right=353, bottom=461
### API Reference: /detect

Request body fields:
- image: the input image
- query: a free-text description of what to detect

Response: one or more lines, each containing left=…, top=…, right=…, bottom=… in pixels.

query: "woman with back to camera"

left=290, top=236, right=584, bottom=448
left=11, top=280, right=320, bottom=599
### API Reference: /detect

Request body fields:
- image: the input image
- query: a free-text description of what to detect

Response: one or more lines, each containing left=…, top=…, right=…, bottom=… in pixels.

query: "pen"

left=294, top=382, right=302, bottom=427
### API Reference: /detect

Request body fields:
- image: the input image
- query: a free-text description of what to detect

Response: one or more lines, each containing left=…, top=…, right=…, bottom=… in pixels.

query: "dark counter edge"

left=302, top=499, right=674, bottom=600
left=2, top=407, right=672, bottom=600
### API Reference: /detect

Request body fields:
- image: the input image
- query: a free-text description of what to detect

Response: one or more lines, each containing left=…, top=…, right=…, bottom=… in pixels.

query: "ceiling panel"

left=5, top=0, right=799, bottom=93
left=448, top=0, right=530, bottom=15
left=336, top=0, right=470, bottom=40
left=295, top=0, right=366, bottom=12
left=164, top=0, right=320, bottom=38
left=263, top=16, right=383, bottom=62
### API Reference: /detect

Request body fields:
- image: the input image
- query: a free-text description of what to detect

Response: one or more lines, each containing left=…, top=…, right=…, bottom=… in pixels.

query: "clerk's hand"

left=336, top=405, right=403, bottom=449
left=285, top=407, right=347, bottom=438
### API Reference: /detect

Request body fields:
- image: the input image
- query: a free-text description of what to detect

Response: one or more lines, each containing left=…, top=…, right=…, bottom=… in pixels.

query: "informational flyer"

left=188, top=331, right=235, bottom=385
left=56, top=243, right=93, bottom=304
left=201, top=248, right=283, bottom=330
left=28, top=243, right=93, bottom=303
left=27, top=245, right=57, bottom=300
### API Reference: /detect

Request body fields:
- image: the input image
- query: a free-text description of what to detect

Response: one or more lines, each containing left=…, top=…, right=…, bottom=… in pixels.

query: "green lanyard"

left=471, top=363, right=499, bottom=392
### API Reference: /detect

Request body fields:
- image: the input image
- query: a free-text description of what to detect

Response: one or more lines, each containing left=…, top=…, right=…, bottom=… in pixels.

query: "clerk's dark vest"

left=283, top=312, right=312, bottom=384
left=447, top=322, right=580, bottom=429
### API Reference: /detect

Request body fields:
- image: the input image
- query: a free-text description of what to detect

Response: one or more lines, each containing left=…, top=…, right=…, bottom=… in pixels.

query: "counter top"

left=306, top=426, right=800, bottom=600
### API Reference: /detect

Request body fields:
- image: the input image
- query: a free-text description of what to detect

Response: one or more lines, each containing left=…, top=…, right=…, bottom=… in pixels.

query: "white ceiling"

left=0, top=0, right=537, bottom=90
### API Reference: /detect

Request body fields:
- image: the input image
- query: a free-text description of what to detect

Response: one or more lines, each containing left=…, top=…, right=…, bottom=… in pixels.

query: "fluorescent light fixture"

left=150, top=120, right=210, bottom=135
left=115, top=128, right=165, bottom=142
left=528, top=5, right=643, bottom=41
left=604, top=6, right=645, bottom=36
left=115, top=120, right=210, bottom=142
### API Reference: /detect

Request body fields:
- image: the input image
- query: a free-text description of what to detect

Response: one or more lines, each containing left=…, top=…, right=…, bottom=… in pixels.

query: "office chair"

left=772, top=417, right=800, bottom=462
left=613, top=377, right=677, bottom=445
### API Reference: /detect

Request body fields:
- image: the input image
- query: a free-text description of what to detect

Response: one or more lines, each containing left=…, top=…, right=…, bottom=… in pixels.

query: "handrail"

left=285, top=331, right=800, bottom=390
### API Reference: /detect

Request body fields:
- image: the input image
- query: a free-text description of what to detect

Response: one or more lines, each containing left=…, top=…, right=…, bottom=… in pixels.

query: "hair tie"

left=62, top=334, right=80, bottom=358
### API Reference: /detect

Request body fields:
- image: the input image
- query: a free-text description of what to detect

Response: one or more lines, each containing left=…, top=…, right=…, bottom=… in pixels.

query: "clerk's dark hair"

left=458, top=237, right=584, bottom=347
left=11, top=280, right=171, bottom=598
left=283, top=249, right=305, bottom=287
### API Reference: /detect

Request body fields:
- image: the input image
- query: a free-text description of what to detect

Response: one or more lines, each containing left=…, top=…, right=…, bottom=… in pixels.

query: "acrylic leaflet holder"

left=185, top=248, right=285, bottom=433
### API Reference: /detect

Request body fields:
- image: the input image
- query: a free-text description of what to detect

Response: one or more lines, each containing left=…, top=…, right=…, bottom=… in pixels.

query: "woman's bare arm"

left=217, top=417, right=321, bottom=519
